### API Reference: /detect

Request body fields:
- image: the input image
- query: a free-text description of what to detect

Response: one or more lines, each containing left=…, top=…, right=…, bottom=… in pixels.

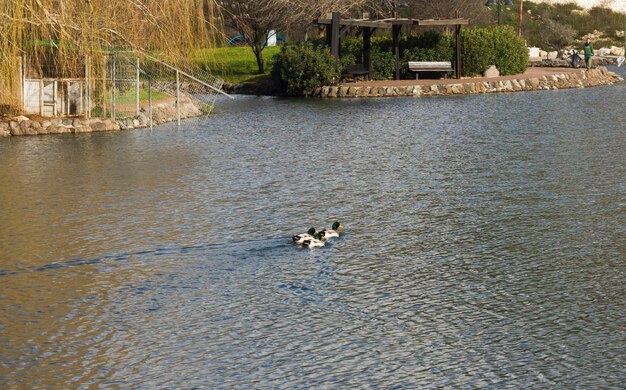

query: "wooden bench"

left=408, top=61, right=453, bottom=80
left=342, top=64, right=370, bottom=82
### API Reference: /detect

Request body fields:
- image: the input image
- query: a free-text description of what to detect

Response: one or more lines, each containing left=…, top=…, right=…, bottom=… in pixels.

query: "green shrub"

left=341, top=33, right=455, bottom=80
left=271, top=42, right=338, bottom=97
left=400, top=32, right=455, bottom=78
left=341, top=37, right=363, bottom=61
left=340, top=37, right=395, bottom=80
left=461, top=26, right=528, bottom=76
left=370, top=47, right=396, bottom=80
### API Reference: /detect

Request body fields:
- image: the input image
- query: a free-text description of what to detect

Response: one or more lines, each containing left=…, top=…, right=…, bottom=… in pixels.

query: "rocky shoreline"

left=0, top=95, right=203, bottom=137
left=2, top=67, right=623, bottom=137
left=317, top=66, right=623, bottom=98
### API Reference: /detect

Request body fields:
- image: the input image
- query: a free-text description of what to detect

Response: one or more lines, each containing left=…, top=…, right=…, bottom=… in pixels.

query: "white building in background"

left=267, top=30, right=277, bottom=47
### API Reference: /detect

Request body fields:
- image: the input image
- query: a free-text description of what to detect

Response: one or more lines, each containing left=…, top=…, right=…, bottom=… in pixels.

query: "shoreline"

left=316, top=66, right=623, bottom=98
left=0, top=95, right=204, bottom=137
left=1, top=67, right=623, bottom=137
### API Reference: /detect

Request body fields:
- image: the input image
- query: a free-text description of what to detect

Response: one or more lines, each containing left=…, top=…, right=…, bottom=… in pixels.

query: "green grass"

left=98, top=88, right=171, bottom=104
left=191, top=46, right=282, bottom=84
left=114, top=88, right=170, bottom=104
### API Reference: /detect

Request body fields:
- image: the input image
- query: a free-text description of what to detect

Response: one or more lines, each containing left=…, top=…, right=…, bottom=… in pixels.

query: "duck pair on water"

left=292, top=222, right=344, bottom=248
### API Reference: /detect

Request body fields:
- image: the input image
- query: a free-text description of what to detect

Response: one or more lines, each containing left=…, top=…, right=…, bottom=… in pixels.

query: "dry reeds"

left=0, top=0, right=223, bottom=113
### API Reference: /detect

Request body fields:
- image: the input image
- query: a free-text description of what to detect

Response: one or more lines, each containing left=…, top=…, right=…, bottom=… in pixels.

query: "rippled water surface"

left=1, top=68, right=625, bottom=388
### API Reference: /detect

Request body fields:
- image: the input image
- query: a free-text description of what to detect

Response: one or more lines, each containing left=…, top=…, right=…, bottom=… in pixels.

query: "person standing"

left=583, top=37, right=594, bottom=69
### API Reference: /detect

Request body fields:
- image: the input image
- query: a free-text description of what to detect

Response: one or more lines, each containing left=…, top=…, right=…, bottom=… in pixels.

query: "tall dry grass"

left=0, top=0, right=223, bottom=113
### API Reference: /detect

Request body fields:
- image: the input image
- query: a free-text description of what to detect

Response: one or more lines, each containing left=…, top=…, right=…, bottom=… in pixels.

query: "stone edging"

left=0, top=95, right=203, bottom=137
left=317, top=67, right=623, bottom=98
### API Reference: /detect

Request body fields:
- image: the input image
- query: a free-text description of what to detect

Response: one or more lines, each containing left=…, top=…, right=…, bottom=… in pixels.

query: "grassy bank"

left=191, top=46, right=281, bottom=84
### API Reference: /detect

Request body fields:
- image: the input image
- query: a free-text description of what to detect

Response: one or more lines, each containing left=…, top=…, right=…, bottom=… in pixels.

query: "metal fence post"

left=176, top=69, right=181, bottom=127
left=102, top=54, right=107, bottom=118
left=53, top=81, right=57, bottom=116
left=136, top=57, right=140, bottom=117
left=111, top=52, right=116, bottom=121
left=148, top=78, right=153, bottom=131
left=85, top=55, right=91, bottom=118
left=21, top=55, right=25, bottom=113
left=39, top=80, right=43, bottom=116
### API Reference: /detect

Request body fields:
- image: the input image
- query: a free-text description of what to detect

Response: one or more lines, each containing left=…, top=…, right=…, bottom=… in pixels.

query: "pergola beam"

left=416, top=18, right=469, bottom=26
left=316, top=17, right=469, bottom=28
left=317, top=19, right=393, bottom=29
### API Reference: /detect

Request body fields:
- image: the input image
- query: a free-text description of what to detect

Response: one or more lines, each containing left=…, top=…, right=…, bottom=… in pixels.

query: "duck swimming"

left=321, top=222, right=344, bottom=238
left=292, top=227, right=317, bottom=244
left=302, top=231, right=326, bottom=248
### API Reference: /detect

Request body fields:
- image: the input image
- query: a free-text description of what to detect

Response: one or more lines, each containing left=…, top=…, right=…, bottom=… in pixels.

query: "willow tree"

left=0, top=0, right=223, bottom=114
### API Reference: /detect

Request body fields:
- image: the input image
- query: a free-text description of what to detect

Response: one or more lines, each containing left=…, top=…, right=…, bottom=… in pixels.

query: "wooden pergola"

left=315, top=13, right=469, bottom=80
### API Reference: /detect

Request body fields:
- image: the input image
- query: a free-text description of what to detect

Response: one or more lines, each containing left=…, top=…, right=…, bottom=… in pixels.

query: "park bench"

left=408, top=61, right=453, bottom=80
left=342, top=64, right=370, bottom=82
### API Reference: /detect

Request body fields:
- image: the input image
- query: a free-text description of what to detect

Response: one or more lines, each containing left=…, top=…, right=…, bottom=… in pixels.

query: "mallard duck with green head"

left=321, top=222, right=344, bottom=238
left=292, top=227, right=317, bottom=244
left=302, top=231, right=326, bottom=248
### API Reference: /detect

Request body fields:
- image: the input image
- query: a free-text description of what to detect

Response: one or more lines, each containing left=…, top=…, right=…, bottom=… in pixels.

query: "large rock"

left=528, top=47, right=541, bottom=58
left=47, top=125, right=70, bottom=134
left=91, top=122, right=107, bottom=132
left=73, top=126, right=92, bottom=133
left=0, top=122, right=10, bottom=137
left=102, top=119, right=119, bottom=131
left=10, top=125, right=22, bottom=136
left=610, top=46, right=625, bottom=56
left=528, top=78, right=541, bottom=88
left=19, top=120, right=38, bottom=135
left=484, top=65, right=500, bottom=78
left=137, top=113, right=149, bottom=126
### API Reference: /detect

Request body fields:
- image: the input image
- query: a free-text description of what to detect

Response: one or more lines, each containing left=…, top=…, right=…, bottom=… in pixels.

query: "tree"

left=218, top=0, right=378, bottom=74
left=219, top=1, right=293, bottom=74
left=404, top=0, right=491, bottom=26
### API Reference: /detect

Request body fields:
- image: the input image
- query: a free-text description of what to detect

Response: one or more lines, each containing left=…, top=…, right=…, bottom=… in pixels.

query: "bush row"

left=271, top=26, right=529, bottom=96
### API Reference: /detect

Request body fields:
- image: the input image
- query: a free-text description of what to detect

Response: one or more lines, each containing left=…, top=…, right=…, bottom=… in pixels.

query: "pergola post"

left=455, top=11, right=463, bottom=80
left=363, top=27, right=373, bottom=73
left=392, top=24, right=401, bottom=80
left=331, top=12, right=341, bottom=68
left=455, top=23, right=462, bottom=79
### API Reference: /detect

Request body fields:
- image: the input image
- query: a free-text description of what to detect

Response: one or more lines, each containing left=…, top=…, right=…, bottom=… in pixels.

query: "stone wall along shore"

left=0, top=94, right=203, bottom=137
left=317, top=67, right=623, bottom=99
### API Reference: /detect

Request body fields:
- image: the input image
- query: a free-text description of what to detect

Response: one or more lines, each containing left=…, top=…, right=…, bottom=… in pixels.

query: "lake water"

left=1, top=67, right=624, bottom=388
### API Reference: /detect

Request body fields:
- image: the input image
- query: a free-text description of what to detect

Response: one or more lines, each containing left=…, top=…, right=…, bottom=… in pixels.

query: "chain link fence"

left=101, top=52, right=230, bottom=128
